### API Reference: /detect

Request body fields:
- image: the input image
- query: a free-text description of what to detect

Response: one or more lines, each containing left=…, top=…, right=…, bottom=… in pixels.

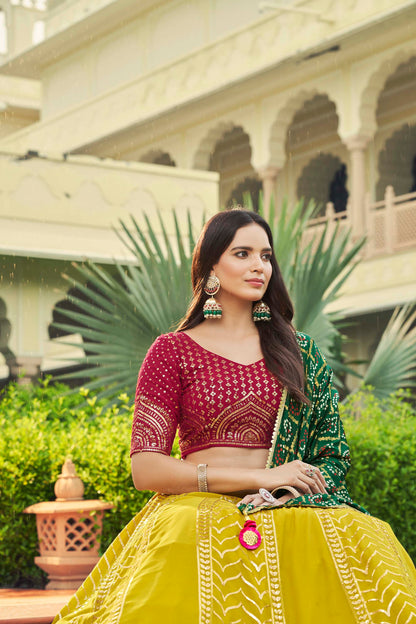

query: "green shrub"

left=341, top=389, right=416, bottom=562
left=0, top=380, right=155, bottom=588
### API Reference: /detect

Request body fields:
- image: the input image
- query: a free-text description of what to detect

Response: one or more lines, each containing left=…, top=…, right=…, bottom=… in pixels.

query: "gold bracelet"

left=197, top=463, right=208, bottom=492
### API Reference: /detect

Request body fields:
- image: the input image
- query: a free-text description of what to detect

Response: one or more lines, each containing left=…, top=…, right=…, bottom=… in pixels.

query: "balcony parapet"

left=304, top=186, right=416, bottom=261
left=366, top=187, right=416, bottom=257
left=0, top=150, right=219, bottom=262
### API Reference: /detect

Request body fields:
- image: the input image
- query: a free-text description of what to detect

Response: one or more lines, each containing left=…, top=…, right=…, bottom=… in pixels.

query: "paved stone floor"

left=0, top=589, right=73, bottom=624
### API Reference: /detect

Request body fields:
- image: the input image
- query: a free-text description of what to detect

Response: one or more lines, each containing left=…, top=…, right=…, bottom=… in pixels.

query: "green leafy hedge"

left=341, top=389, right=416, bottom=562
left=0, top=382, right=414, bottom=587
left=0, top=380, right=156, bottom=588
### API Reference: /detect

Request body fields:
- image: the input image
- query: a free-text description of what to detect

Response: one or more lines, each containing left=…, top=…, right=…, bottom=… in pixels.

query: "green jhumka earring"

left=203, top=275, right=222, bottom=319
left=252, top=300, right=271, bottom=322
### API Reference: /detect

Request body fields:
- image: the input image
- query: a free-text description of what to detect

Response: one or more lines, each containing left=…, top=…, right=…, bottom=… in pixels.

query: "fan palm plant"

left=259, top=196, right=365, bottom=378
left=361, top=304, right=416, bottom=398
left=53, top=202, right=416, bottom=403
left=53, top=211, right=200, bottom=401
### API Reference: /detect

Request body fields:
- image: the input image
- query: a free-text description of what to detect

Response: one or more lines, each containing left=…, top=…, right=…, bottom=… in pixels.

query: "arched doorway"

left=279, top=93, right=347, bottom=212
left=376, top=124, right=416, bottom=199
left=209, top=125, right=259, bottom=209
left=375, top=56, right=416, bottom=200
left=297, top=153, right=348, bottom=214
left=47, top=283, right=108, bottom=383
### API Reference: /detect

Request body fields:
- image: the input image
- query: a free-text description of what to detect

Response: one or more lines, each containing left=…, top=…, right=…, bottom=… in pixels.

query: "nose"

left=251, top=254, right=264, bottom=272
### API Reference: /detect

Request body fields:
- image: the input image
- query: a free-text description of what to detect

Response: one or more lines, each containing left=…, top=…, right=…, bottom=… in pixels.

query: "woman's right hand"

left=262, top=460, right=327, bottom=495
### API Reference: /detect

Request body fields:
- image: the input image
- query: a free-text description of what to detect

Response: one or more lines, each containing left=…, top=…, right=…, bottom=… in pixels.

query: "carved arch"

left=376, top=123, right=416, bottom=201
left=193, top=120, right=241, bottom=170
left=359, top=47, right=416, bottom=138
left=269, top=90, right=340, bottom=169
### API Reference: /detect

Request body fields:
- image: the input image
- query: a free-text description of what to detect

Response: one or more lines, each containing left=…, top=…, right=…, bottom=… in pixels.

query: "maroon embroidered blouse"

left=130, top=332, right=283, bottom=458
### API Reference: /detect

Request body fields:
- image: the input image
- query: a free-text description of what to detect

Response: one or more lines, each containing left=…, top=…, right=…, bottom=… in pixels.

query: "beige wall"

left=0, top=152, right=219, bottom=262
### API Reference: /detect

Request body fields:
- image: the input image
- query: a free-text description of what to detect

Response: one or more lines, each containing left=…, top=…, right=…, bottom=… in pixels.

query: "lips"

left=246, top=279, right=264, bottom=285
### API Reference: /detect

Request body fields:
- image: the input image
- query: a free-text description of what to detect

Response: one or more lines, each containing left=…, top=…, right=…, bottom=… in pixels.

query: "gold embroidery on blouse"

left=132, top=396, right=176, bottom=454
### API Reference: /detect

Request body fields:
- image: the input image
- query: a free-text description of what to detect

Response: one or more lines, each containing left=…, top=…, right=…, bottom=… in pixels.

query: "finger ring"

left=259, top=488, right=276, bottom=504
left=305, top=466, right=316, bottom=477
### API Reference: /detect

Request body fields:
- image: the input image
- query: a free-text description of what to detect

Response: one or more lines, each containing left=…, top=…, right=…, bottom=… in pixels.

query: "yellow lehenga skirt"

left=54, top=493, right=416, bottom=624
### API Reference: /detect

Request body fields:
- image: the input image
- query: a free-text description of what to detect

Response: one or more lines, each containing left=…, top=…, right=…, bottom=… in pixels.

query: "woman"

left=54, top=210, right=416, bottom=623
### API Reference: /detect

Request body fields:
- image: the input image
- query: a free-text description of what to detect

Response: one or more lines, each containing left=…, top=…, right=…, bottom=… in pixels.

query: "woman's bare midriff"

left=184, top=446, right=269, bottom=470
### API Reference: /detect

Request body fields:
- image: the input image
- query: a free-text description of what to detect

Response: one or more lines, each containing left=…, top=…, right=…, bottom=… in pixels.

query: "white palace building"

left=0, top=0, right=415, bottom=386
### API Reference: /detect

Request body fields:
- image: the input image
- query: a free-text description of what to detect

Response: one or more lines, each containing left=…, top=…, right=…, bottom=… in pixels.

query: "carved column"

left=257, top=166, right=281, bottom=219
left=344, top=135, right=371, bottom=239
left=10, top=356, right=41, bottom=385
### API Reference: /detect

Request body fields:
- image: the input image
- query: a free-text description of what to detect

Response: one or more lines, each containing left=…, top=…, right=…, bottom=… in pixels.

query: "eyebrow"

left=230, top=245, right=273, bottom=252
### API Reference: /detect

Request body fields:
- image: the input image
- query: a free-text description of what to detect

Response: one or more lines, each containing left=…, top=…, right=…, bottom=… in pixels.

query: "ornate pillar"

left=10, top=356, right=41, bottom=385
left=344, top=135, right=371, bottom=239
left=257, top=166, right=281, bottom=219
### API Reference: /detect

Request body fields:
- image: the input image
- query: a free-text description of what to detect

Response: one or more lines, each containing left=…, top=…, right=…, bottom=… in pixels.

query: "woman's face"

left=212, top=223, right=273, bottom=302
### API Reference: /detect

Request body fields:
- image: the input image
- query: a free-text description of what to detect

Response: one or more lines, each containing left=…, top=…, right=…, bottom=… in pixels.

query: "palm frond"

left=53, top=209, right=196, bottom=403
left=270, top=198, right=317, bottom=289
left=361, top=304, right=416, bottom=398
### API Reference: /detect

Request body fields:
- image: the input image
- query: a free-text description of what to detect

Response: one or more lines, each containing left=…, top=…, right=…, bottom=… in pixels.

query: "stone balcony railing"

left=304, top=187, right=416, bottom=259
left=366, top=187, right=416, bottom=256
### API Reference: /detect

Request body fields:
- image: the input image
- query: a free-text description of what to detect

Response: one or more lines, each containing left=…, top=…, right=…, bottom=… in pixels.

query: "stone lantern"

left=24, top=458, right=113, bottom=590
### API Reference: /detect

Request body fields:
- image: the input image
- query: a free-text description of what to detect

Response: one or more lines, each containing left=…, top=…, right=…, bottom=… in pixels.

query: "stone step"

left=0, top=589, right=73, bottom=624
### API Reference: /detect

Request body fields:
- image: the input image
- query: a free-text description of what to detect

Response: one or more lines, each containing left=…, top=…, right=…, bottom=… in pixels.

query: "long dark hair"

left=177, top=210, right=307, bottom=403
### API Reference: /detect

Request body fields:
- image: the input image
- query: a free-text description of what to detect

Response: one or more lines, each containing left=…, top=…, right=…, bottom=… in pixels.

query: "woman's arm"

left=131, top=452, right=264, bottom=495
left=131, top=452, right=326, bottom=496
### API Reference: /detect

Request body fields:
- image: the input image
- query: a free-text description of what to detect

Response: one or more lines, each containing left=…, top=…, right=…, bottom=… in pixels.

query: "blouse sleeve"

left=130, top=334, right=182, bottom=457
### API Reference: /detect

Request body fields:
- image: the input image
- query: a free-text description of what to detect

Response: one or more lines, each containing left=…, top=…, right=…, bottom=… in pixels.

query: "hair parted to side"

left=176, top=209, right=308, bottom=404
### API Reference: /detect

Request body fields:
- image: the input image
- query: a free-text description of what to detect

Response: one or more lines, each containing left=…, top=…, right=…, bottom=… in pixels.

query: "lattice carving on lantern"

left=38, top=517, right=57, bottom=552
left=24, top=459, right=113, bottom=589
left=65, top=514, right=103, bottom=553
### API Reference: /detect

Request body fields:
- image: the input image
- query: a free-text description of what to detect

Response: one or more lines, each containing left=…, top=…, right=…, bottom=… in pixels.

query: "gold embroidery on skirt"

left=197, top=496, right=217, bottom=624
left=197, top=496, right=284, bottom=623
left=375, top=518, right=416, bottom=597
left=318, top=509, right=370, bottom=623
left=320, top=509, right=416, bottom=623
left=262, top=512, right=285, bottom=623
left=101, top=496, right=166, bottom=624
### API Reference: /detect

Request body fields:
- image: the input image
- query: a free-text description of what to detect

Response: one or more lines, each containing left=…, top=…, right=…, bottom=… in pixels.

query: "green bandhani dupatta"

left=265, top=332, right=367, bottom=513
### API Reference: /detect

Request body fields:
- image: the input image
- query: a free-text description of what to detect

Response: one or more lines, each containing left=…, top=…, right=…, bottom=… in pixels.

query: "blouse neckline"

left=178, top=331, right=265, bottom=367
